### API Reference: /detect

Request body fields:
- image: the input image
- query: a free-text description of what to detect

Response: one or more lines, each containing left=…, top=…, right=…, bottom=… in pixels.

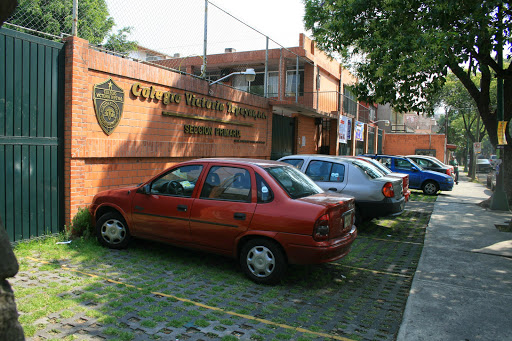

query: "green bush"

left=68, top=207, right=94, bottom=239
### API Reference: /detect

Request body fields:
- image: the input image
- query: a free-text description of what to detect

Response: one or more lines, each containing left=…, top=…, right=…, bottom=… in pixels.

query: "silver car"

left=278, top=155, right=406, bottom=225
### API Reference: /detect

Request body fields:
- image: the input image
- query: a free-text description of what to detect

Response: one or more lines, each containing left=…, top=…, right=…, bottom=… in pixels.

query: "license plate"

left=343, top=209, right=354, bottom=229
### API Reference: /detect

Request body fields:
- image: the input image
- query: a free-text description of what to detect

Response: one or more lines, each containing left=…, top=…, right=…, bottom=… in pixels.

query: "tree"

left=435, top=72, right=492, bottom=174
left=304, top=0, right=512, bottom=204
left=9, top=0, right=136, bottom=51
left=103, top=26, right=138, bottom=54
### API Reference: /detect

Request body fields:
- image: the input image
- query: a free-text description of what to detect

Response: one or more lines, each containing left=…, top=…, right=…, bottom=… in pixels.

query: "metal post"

left=202, top=0, right=208, bottom=78
left=490, top=3, right=510, bottom=210
left=72, top=0, right=78, bottom=36
left=295, top=56, right=299, bottom=103
left=264, top=37, right=269, bottom=98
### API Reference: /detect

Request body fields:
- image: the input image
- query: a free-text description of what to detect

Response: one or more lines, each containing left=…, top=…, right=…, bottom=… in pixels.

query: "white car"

left=278, top=154, right=406, bottom=225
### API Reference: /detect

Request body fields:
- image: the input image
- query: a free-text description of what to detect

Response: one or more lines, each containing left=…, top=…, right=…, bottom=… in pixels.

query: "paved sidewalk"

left=397, top=173, right=512, bottom=341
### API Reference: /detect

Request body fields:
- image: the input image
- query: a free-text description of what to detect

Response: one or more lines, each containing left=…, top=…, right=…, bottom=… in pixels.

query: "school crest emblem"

left=93, top=78, right=125, bottom=135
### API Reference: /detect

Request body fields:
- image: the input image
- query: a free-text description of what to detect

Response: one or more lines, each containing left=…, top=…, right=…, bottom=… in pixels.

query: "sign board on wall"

left=93, top=78, right=125, bottom=135
left=347, top=118, right=353, bottom=141
left=339, top=115, right=348, bottom=143
left=355, top=121, right=365, bottom=142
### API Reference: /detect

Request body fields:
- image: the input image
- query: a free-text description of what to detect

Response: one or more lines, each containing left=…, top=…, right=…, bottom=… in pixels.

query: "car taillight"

left=446, top=169, right=452, bottom=176
left=382, top=182, right=395, bottom=198
left=313, top=214, right=330, bottom=241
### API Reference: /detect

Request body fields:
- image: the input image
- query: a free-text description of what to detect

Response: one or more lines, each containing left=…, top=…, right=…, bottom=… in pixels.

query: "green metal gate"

left=271, top=114, right=295, bottom=160
left=0, top=28, right=64, bottom=242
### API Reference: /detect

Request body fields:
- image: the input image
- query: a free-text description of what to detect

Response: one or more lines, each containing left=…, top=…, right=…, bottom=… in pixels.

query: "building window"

left=267, top=72, right=279, bottom=97
left=343, top=87, right=357, bottom=116
left=285, top=70, right=304, bottom=97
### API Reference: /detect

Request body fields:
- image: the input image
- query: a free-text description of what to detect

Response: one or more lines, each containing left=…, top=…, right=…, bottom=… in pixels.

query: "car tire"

left=422, top=180, right=439, bottom=195
left=96, top=212, right=131, bottom=249
left=240, top=238, right=286, bottom=285
left=354, top=206, right=363, bottom=227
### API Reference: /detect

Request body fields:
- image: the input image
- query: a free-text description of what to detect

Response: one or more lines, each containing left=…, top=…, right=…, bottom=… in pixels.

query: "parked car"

left=361, top=154, right=454, bottom=195
left=489, top=154, right=498, bottom=168
left=90, top=158, right=357, bottom=284
left=406, top=155, right=453, bottom=178
left=278, top=154, right=406, bottom=225
left=476, top=158, right=492, bottom=173
left=355, top=156, right=411, bottom=202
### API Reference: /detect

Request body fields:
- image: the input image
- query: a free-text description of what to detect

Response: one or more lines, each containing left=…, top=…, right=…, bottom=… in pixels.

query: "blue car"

left=360, top=154, right=454, bottom=195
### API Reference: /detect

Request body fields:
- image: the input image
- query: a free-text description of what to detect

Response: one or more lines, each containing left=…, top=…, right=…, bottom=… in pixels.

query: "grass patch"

left=13, top=197, right=432, bottom=341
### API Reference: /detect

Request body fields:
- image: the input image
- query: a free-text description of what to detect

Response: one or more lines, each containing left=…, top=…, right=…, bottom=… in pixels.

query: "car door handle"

left=234, top=213, right=246, bottom=220
left=328, top=188, right=337, bottom=192
left=177, top=205, right=188, bottom=212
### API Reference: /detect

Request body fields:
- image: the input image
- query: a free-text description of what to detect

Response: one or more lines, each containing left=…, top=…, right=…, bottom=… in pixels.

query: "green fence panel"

left=0, top=28, right=64, bottom=242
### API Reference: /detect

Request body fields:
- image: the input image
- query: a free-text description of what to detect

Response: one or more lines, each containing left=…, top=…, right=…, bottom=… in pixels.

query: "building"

left=0, top=28, right=386, bottom=242
left=156, top=34, right=385, bottom=159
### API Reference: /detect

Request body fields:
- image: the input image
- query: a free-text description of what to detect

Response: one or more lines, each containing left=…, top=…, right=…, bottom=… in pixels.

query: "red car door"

left=130, top=164, right=204, bottom=243
left=189, top=165, right=256, bottom=252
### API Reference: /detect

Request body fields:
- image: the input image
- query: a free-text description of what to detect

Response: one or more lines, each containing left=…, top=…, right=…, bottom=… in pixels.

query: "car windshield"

left=352, top=160, right=383, bottom=179
left=266, top=166, right=323, bottom=199
left=419, top=156, right=445, bottom=167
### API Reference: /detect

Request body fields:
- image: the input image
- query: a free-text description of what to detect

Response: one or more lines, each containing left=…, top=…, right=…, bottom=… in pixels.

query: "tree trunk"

left=0, top=218, right=25, bottom=340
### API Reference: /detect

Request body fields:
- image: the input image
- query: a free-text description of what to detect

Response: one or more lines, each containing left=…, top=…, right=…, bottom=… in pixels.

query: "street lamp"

left=209, top=68, right=256, bottom=86
left=370, top=120, right=390, bottom=126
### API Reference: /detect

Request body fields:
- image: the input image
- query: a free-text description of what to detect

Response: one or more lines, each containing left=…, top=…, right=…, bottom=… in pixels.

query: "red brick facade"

left=63, top=37, right=272, bottom=224
left=383, top=133, right=447, bottom=161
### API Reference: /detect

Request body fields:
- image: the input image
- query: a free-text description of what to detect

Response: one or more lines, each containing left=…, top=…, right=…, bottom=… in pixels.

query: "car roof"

left=407, top=155, right=447, bottom=165
left=188, top=157, right=286, bottom=168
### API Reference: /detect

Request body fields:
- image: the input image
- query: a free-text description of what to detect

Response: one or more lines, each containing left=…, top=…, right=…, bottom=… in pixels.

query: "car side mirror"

left=411, top=167, right=419, bottom=172
left=137, top=184, right=151, bottom=194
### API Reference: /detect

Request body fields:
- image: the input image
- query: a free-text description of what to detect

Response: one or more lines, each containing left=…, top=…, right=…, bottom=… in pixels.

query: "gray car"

left=278, top=155, right=406, bottom=225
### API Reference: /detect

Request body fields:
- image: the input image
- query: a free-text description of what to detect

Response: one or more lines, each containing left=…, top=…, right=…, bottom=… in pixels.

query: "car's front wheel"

left=240, top=238, right=286, bottom=285
left=96, top=212, right=131, bottom=249
left=422, top=180, right=439, bottom=195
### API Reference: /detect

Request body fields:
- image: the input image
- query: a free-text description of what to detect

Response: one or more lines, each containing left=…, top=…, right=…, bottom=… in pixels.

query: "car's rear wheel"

left=96, top=212, right=131, bottom=249
left=422, top=180, right=439, bottom=195
left=240, top=238, right=286, bottom=285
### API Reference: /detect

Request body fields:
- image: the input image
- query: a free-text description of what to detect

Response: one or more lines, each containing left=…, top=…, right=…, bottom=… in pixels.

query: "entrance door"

left=0, top=28, right=64, bottom=242
left=271, top=114, right=295, bottom=160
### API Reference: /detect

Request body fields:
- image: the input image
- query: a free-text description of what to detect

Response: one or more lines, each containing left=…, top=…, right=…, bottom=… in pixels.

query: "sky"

left=106, top=0, right=310, bottom=56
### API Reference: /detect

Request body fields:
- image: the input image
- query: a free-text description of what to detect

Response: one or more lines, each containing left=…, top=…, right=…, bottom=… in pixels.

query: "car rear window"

left=281, top=158, right=304, bottom=169
left=266, top=166, right=323, bottom=199
left=364, top=158, right=391, bottom=174
left=351, top=160, right=383, bottom=179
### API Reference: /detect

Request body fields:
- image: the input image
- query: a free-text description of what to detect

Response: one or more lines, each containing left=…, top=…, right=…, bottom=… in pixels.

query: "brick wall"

left=63, top=37, right=272, bottom=224
left=383, top=133, right=447, bottom=160
left=295, top=115, right=318, bottom=154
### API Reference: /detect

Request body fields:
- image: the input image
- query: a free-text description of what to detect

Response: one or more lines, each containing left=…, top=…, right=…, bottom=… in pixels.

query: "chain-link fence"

left=5, top=0, right=368, bottom=117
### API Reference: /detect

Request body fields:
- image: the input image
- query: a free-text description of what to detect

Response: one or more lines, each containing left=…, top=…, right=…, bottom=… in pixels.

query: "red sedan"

left=89, top=158, right=357, bottom=284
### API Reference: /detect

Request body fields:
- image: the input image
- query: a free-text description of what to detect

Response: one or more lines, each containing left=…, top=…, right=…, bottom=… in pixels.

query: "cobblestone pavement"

left=11, top=203, right=433, bottom=341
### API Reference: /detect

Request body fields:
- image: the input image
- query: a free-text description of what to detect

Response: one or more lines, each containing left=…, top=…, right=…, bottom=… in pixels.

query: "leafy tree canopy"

left=303, top=0, right=511, bottom=124
left=9, top=0, right=136, bottom=50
